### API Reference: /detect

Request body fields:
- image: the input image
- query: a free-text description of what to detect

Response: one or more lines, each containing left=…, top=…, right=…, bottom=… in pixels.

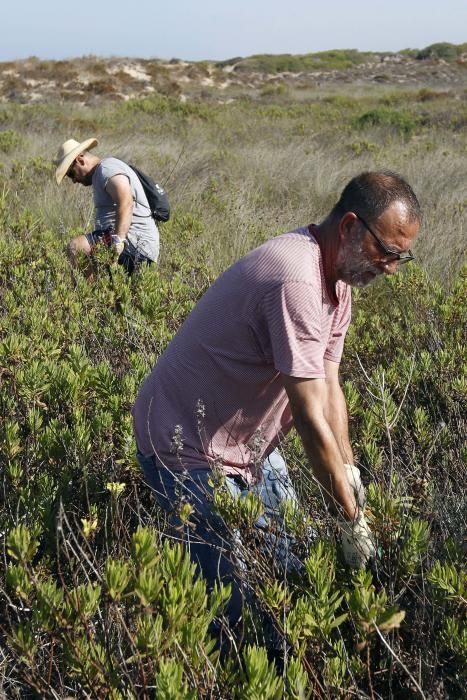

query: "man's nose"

left=382, top=259, right=400, bottom=275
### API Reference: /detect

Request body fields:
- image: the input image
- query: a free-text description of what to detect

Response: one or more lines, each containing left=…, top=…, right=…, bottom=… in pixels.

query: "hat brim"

left=55, top=138, right=98, bottom=184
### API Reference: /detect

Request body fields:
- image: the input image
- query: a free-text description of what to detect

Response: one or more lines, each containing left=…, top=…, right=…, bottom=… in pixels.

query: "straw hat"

left=54, top=137, right=98, bottom=184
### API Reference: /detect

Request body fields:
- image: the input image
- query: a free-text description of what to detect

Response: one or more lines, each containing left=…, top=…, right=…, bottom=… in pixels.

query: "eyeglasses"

left=66, top=160, right=76, bottom=179
left=355, top=213, right=415, bottom=264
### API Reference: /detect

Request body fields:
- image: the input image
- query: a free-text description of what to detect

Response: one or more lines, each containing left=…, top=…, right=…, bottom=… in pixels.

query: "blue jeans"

left=137, top=449, right=306, bottom=648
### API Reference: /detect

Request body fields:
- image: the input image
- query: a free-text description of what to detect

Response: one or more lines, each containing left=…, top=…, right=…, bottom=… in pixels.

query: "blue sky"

left=2, top=0, right=466, bottom=62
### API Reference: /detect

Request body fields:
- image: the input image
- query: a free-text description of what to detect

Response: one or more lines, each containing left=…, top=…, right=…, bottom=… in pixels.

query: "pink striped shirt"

left=132, top=227, right=351, bottom=483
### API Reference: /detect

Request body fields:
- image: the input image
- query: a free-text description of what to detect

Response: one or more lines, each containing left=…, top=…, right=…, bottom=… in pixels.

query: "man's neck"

left=86, top=156, right=101, bottom=184
left=309, top=220, right=340, bottom=304
left=89, top=155, right=101, bottom=171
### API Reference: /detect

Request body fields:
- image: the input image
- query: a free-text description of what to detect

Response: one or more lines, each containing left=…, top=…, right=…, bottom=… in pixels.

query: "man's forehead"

left=379, top=204, right=419, bottom=249
left=381, top=199, right=411, bottom=221
left=379, top=201, right=418, bottom=229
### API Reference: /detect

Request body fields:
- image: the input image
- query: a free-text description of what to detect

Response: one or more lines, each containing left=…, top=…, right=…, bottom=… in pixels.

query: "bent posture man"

left=54, top=138, right=159, bottom=274
left=133, top=170, right=421, bottom=636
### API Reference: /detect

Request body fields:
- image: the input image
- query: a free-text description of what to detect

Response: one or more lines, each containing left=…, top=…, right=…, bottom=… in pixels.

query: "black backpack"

left=129, top=164, right=170, bottom=223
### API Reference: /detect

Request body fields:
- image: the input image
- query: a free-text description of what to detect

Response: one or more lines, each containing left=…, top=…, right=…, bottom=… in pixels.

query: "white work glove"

left=344, top=463, right=366, bottom=509
left=111, top=235, right=125, bottom=257
left=338, top=512, right=376, bottom=569
left=339, top=464, right=375, bottom=568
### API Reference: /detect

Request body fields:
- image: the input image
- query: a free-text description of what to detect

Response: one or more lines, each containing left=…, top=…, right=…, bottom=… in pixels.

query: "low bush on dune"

left=225, top=49, right=377, bottom=74
left=416, top=42, right=467, bottom=62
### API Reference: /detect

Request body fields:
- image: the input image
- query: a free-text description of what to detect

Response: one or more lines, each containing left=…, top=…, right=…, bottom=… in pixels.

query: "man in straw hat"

left=54, top=138, right=159, bottom=274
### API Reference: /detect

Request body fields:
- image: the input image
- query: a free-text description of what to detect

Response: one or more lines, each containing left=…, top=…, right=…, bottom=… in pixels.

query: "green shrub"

left=353, top=107, right=422, bottom=136
left=416, top=42, right=467, bottom=61
left=0, top=128, right=23, bottom=152
left=229, top=49, right=377, bottom=74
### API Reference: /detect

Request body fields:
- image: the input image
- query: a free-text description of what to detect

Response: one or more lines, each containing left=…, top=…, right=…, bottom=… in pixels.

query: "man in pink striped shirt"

left=133, top=171, right=420, bottom=641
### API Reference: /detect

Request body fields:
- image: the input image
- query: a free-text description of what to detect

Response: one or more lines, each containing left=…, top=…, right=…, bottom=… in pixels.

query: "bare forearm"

left=114, top=202, right=133, bottom=239
left=324, top=381, right=354, bottom=464
left=106, top=175, right=134, bottom=239
left=282, top=372, right=357, bottom=520
left=294, top=408, right=357, bottom=520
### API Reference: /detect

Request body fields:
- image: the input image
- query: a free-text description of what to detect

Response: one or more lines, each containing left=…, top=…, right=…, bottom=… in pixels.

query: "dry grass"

left=0, top=79, right=465, bottom=281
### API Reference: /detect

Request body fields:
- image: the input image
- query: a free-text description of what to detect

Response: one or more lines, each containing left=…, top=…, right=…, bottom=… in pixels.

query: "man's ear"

left=339, top=211, right=357, bottom=241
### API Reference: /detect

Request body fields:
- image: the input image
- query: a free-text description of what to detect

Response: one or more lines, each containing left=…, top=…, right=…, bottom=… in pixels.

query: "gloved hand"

left=344, top=463, right=366, bottom=509
left=99, top=228, right=125, bottom=256
left=110, top=235, right=125, bottom=257
left=338, top=512, right=376, bottom=569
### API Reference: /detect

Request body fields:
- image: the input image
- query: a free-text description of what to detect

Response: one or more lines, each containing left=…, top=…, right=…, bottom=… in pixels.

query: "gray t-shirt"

left=92, top=157, right=159, bottom=262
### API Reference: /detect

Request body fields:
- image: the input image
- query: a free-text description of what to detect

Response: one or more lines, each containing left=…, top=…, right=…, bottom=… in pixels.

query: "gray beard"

left=336, top=242, right=382, bottom=287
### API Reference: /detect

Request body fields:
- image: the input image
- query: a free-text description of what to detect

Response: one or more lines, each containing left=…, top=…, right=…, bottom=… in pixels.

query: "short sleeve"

left=263, top=281, right=328, bottom=378
left=101, top=158, right=131, bottom=189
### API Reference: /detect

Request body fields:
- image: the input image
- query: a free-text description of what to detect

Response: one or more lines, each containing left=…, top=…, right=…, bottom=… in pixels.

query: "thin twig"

left=373, top=623, right=426, bottom=699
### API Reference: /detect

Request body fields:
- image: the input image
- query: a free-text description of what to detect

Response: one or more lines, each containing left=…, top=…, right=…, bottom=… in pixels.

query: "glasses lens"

left=397, top=252, right=415, bottom=264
